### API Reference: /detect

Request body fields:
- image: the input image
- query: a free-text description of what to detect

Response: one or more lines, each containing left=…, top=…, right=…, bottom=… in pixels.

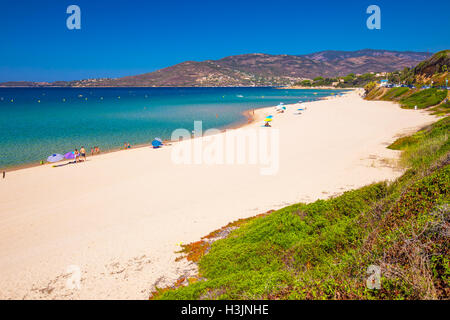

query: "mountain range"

left=0, top=49, right=431, bottom=87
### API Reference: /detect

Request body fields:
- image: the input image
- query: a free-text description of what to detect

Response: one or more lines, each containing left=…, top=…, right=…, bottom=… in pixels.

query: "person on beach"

left=80, top=146, right=86, bottom=161
left=91, top=147, right=94, bottom=156
left=74, top=149, right=79, bottom=163
left=95, top=146, right=100, bottom=154
left=2, top=171, right=5, bottom=179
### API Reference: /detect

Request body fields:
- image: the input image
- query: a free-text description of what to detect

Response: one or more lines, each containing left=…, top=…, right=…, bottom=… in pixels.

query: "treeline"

left=294, top=73, right=385, bottom=88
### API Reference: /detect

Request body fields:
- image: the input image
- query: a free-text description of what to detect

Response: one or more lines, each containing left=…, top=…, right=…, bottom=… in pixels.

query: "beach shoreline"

left=0, top=89, right=438, bottom=299
left=0, top=100, right=292, bottom=173
left=2, top=87, right=340, bottom=173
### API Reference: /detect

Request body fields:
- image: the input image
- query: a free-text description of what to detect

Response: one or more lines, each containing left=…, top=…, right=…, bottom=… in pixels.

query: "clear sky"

left=0, top=0, right=449, bottom=82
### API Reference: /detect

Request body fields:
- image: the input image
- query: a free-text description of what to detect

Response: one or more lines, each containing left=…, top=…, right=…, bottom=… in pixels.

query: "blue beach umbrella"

left=152, top=138, right=163, bottom=148
left=47, top=154, right=64, bottom=163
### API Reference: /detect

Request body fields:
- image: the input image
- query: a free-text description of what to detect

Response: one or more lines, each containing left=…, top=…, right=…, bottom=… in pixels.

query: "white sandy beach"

left=0, top=90, right=438, bottom=299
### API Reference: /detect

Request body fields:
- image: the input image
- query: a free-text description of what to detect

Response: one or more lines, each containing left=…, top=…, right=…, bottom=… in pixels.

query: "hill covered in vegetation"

left=386, top=50, right=449, bottom=86
left=363, top=51, right=449, bottom=115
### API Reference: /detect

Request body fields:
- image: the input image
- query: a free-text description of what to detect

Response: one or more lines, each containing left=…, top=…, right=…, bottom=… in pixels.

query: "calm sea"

left=0, top=87, right=346, bottom=168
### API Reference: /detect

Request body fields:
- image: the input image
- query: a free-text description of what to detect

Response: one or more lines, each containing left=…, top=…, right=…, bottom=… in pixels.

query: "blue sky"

left=0, top=0, right=449, bottom=81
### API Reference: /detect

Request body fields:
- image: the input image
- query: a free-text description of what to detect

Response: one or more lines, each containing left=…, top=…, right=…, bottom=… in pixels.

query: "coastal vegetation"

left=400, top=89, right=448, bottom=109
left=293, top=73, right=386, bottom=89
left=364, top=86, right=449, bottom=114
left=152, top=116, right=450, bottom=300
left=362, top=51, right=449, bottom=117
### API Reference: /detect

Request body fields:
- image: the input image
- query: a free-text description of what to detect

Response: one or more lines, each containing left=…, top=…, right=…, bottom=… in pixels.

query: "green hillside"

left=413, top=50, right=450, bottom=77
left=391, top=50, right=449, bottom=86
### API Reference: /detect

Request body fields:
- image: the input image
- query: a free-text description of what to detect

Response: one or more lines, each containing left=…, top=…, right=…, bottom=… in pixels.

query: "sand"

left=0, top=89, right=438, bottom=299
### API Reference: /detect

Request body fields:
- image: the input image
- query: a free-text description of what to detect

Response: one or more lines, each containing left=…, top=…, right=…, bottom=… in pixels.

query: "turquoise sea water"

left=0, top=87, right=346, bottom=168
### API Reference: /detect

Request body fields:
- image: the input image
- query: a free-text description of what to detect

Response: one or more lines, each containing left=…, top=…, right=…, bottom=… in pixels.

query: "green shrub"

left=400, top=88, right=447, bottom=109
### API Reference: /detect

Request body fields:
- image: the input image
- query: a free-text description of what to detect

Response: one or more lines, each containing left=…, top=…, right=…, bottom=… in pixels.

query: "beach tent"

left=47, top=154, right=64, bottom=163
left=152, top=138, right=163, bottom=148
left=64, top=152, right=75, bottom=159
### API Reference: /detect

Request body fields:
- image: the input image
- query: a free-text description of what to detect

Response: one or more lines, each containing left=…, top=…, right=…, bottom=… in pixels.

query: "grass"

left=430, top=101, right=450, bottom=116
left=365, top=84, right=449, bottom=115
left=400, top=88, right=447, bottom=109
left=381, top=87, right=410, bottom=100
left=152, top=117, right=450, bottom=300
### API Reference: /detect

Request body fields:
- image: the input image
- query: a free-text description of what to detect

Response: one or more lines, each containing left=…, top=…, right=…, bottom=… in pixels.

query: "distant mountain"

left=302, top=49, right=430, bottom=62
left=0, top=81, right=48, bottom=87
left=0, top=49, right=432, bottom=87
